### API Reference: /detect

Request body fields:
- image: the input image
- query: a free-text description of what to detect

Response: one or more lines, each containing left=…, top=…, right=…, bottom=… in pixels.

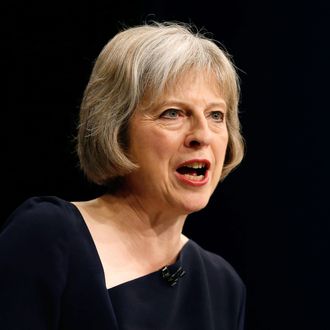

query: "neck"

left=96, top=192, right=188, bottom=265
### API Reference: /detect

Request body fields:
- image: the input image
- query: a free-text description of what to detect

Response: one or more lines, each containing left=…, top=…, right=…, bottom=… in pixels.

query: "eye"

left=160, top=108, right=182, bottom=119
left=209, top=111, right=224, bottom=122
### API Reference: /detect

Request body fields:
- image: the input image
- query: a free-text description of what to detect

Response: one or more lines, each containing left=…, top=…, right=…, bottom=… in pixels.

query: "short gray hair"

left=77, top=22, right=244, bottom=186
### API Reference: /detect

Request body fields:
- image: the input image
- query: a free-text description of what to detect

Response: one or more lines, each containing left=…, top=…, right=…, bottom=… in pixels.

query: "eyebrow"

left=158, top=100, right=227, bottom=112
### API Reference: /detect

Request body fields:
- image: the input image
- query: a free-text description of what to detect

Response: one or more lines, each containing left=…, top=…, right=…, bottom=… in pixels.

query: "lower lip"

left=175, top=170, right=209, bottom=187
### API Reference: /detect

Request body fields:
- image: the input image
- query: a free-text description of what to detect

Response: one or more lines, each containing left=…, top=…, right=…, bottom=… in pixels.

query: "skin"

left=73, top=70, right=229, bottom=288
left=125, top=70, right=228, bottom=216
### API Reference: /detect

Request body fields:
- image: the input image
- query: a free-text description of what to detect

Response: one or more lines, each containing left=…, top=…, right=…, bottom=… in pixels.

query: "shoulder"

left=0, top=197, right=83, bottom=323
left=187, top=241, right=246, bottom=329
left=7, top=195, right=76, bottom=219
left=187, top=239, right=245, bottom=291
left=0, top=196, right=89, bottom=282
left=0, top=196, right=81, bottom=245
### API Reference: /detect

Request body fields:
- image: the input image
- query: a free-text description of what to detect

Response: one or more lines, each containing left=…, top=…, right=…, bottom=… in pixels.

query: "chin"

left=180, top=198, right=210, bottom=215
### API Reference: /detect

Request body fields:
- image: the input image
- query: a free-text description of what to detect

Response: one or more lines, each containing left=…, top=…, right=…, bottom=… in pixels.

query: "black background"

left=2, top=1, right=330, bottom=329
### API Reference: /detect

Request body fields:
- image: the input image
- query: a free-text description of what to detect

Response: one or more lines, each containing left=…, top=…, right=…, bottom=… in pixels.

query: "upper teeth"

left=185, top=162, right=205, bottom=169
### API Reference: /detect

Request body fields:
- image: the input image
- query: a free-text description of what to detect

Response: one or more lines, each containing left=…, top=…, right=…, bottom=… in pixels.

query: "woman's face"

left=125, top=71, right=228, bottom=215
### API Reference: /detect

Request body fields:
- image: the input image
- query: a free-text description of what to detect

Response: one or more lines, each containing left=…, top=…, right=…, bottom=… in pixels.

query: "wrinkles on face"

left=125, top=70, right=228, bottom=216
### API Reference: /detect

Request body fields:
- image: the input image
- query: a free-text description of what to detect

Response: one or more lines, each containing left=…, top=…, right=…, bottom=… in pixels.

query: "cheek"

left=150, top=134, right=179, bottom=163
left=216, top=132, right=228, bottom=159
left=130, top=127, right=180, bottom=164
left=214, top=135, right=229, bottom=165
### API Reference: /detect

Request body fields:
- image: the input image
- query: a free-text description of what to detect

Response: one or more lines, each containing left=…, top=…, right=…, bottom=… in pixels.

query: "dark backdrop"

left=2, top=1, right=330, bottom=329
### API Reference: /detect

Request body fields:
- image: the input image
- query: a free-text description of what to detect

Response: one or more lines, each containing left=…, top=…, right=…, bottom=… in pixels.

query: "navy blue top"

left=0, top=196, right=245, bottom=330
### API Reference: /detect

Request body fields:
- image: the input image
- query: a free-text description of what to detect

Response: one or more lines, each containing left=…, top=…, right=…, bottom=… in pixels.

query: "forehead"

left=165, top=70, right=222, bottom=96
left=140, top=70, right=225, bottom=110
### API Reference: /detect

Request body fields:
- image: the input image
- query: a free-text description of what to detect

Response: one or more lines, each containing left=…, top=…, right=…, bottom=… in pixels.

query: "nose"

left=184, top=116, right=212, bottom=148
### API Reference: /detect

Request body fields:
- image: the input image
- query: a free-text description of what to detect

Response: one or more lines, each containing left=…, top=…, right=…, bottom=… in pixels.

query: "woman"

left=0, top=22, right=245, bottom=329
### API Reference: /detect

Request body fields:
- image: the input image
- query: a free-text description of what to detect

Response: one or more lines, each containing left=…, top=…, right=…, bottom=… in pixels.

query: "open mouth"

left=176, top=161, right=210, bottom=182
